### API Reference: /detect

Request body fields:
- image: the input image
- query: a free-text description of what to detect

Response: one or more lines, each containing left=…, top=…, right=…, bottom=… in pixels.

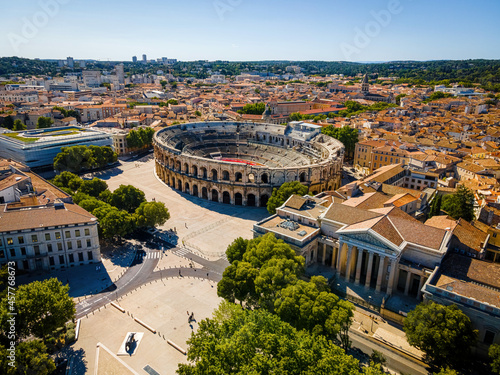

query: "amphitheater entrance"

left=247, top=194, right=256, bottom=207
left=193, top=185, right=199, bottom=197
left=235, top=193, right=243, bottom=206
left=185, top=182, right=190, bottom=194
left=202, top=187, right=208, bottom=200
left=177, top=179, right=182, bottom=191
left=222, top=191, right=231, bottom=204
left=211, top=189, right=219, bottom=202
left=260, top=194, right=269, bottom=207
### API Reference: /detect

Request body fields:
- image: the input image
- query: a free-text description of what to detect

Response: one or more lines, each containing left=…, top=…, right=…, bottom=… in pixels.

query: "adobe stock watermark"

left=340, top=0, right=410, bottom=60
left=8, top=0, right=70, bottom=54
left=213, top=0, right=242, bottom=21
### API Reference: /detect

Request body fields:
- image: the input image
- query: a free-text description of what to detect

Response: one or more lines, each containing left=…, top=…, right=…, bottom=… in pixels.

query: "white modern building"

left=0, top=126, right=113, bottom=168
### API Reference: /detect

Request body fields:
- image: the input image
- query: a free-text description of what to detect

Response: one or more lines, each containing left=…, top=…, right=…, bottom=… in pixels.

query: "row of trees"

left=52, top=106, right=81, bottom=122
left=53, top=145, right=118, bottom=173
left=237, top=102, right=266, bottom=115
left=0, top=116, right=51, bottom=131
left=52, top=172, right=169, bottom=239
left=125, top=127, right=155, bottom=149
left=0, top=277, right=75, bottom=374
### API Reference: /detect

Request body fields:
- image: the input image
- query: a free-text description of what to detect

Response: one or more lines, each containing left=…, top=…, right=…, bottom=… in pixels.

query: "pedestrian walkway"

left=135, top=251, right=162, bottom=260
left=173, top=248, right=190, bottom=257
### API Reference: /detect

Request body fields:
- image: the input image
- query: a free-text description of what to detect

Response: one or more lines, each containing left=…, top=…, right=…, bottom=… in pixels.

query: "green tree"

left=12, top=119, right=26, bottom=131
left=109, top=184, right=146, bottom=213
left=0, top=340, right=55, bottom=375
left=274, top=276, right=354, bottom=349
left=441, top=185, right=475, bottom=221
left=78, top=178, right=108, bottom=197
left=2, top=115, right=14, bottom=130
left=53, top=145, right=117, bottom=173
left=177, top=301, right=361, bottom=375
left=322, top=125, right=359, bottom=158
left=429, top=194, right=442, bottom=218
left=226, top=237, right=248, bottom=263
left=237, top=102, right=266, bottom=115
left=370, top=350, right=387, bottom=366
left=51, top=171, right=82, bottom=191
left=160, top=80, right=167, bottom=88
left=126, top=127, right=155, bottom=149
left=93, top=206, right=136, bottom=239
left=433, top=368, right=459, bottom=375
left=134, top=201, right=170, bottom=228
left=267, top=181, right=308, bottom=214
left=36, top=116, right=53, bottom=129
left=289, top=112, right=304, bottom=121
left=194, top=110, right=201, bottom=117
left=395, top=93, right=407, bottom=105
left=403, top=302, right=477, bottom=369
left=490, top=344, right=500, bottom=374
left=0, top=278, right=75, bottom=340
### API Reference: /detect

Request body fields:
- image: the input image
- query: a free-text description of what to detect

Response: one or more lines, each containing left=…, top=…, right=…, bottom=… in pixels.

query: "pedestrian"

left=187, top=311, right=189, bottom=316
left=179, top=269, right=181, bottom=277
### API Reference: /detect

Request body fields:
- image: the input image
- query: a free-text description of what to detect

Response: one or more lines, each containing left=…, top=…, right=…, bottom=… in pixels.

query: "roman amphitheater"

left=153, top=121, right=344, bottom=207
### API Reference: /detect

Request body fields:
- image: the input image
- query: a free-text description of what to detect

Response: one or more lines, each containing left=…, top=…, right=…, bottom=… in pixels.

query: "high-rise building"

left=79, top=60, right=86, bottom=68
left=67, top=56, right=74, bottom=68
left=115, top=63, right=125, bottom=84
left=142, top=54, right=147, bottom=63
left=132, top=56, right=137, bottom=63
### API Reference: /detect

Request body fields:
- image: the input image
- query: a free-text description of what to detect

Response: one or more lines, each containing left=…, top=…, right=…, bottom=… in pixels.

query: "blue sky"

left=1, top=0, right=499, bottom=61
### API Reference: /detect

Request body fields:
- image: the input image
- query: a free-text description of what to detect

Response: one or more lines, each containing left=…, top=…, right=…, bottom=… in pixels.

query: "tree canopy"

left=108, top=184, right=146, bottom=213
left=53, top=145, right=117, bottom=173
left=403, top=302, right=477, bottom=370
left=126, top=127, right=155, bottom=149
left=177, top=301, right=361, bottom=375
left=134, top=201, right=170, bottom=228
left=441, top=185, right=475, bottom=222
left=237, top=102, right=266, bottom=115
left=322, top=125, right=359, bottom=158
left=13, top=119, right=26, bottom=131
left=0, top=278, right=75, bottom=340
left=266, top=181, right=308, bottom=214
left=36, top=117, right=53, bottom=129
left=0, top=340, right=55, bottom=375
left=490, top=344, right=500, bottom=375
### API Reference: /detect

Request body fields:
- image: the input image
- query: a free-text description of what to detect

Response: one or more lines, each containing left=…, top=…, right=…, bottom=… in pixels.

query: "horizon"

left=1, top=0, right=499, bottom=62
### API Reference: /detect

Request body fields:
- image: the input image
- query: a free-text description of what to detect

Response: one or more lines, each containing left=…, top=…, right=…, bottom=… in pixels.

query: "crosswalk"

left=173, top=248, right=190, bottom=257
left=135, top=251, right=162, bottom=260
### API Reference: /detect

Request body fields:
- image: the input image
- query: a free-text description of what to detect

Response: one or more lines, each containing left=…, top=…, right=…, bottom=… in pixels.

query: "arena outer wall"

left=153, top=121, right=344, bottom=207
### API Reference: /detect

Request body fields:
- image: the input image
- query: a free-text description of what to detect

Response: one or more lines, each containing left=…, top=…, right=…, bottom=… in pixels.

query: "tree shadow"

left=58, top=346, right=88, bottom=375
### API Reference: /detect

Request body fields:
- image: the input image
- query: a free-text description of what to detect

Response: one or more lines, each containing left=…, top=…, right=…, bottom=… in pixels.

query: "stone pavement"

left=93, top=158, right=269, bottom=260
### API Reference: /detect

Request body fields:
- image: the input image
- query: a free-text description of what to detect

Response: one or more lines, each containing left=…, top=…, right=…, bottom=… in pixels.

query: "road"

left=75, top=241, right=225, bottom=319
left=350, top=329, right=429, bottom=375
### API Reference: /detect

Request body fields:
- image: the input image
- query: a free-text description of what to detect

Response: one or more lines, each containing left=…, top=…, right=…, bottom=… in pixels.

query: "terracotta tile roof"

left=451, top=219, right=488, bottom=253
left=439, top=253, right=500, bottom=290
left=284, top=195, right=306, bottom=210
left=322, top=203, right=383, bottom=225
left=0, top=203, right=96, bottom=232
left=425, top=215, right=457, bottom=231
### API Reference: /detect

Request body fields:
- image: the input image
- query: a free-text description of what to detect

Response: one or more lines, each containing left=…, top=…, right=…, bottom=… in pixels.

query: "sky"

left=1, top=0, right=500, bottom=62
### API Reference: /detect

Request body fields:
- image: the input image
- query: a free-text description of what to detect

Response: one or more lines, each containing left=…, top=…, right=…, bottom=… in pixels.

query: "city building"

left=0, top=126, right=113, bottom=168
left=66, top=56, right=74, bottom=68
left=132, top=56, right=137, bottom=63
left=142, top=54, right=147, bottom=63
left=82, top=70, right=102, bottom=88
left=115, top=64, right=125, bottom=84
left=0, top=158, right=101, bottom=272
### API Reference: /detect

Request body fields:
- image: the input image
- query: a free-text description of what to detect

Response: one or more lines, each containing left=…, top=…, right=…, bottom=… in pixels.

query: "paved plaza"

left=70, top=275, right=222, bottom=374
left=94, top=157, right=269, bottom=259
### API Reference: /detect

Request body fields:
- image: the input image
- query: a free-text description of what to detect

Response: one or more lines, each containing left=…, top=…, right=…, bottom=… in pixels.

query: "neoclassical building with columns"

left=254, top=194, right=452, bottom=300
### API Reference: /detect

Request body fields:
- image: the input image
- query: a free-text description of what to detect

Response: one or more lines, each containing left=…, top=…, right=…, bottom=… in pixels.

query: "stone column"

left=355, top=249, right=364, bottom=285
left=386, top=259, right=398, bottom=296
left=336, top=241, right=344, bottom=272
left=417, top=275, right=425, bottom=300
left=322, top=243, right=326, bottom=265
left=375, top=255, right=386, bottom=293
left=345, top=245, right=354, bottom=281
left=331, top=245, right=338, bottom=269
left=404, top=270, right=412, bottom=295
left=365, top=251, right=374, bottom=289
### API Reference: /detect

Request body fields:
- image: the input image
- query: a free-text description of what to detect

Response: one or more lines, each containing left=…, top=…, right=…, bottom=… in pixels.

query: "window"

left=31, top=235, right=38, bottom=243
left=55, top=232, right=61, bottom=240
left=69, top=254, right=74, bottom=263
left=78, top=252, right=84, bottom=262
left=87, top=251, right=93, bottom=260
left=49, top=257, right=55, bottom=266
left=7, top=238, right=13, bottom=245
left=75, top=230, right=80, bottom=237
left=57, top=243, right=63, bottom=251
left=85, top=228, right=90, bottom=236
left=374, top=156, right=378, bottom=161
left=87, top=239, right=91, bottom=247
left=67, top=242, right=72, bottom=250
left=65, top=231, right=71, bottom=238
left=10, top=249, right=15, bottom=257
left=34, top=246, right=40, bottom=255
left=47, top=244, right=52, bottom=252
left=18, top=236, right=24, bottom=244
left=45, top=233, right=51, bottom=241
left=77, top=240, right=82, bottom=249
left=59, top=255, right=65, bottom=265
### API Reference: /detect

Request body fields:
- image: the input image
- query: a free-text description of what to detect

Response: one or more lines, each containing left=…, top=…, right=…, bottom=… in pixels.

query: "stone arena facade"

left=153, top=121, right=344, bottom=207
